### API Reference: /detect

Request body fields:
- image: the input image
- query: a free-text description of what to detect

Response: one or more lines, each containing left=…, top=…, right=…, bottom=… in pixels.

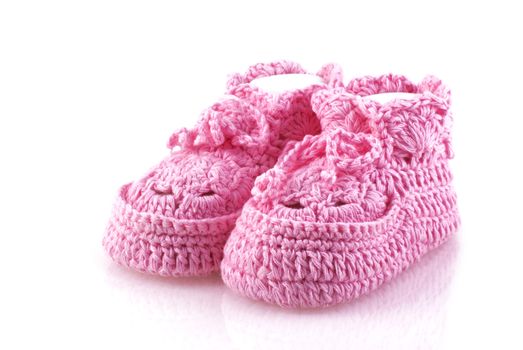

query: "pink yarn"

left=221, top=74, right=460, bottom=307
left=103, top=61, right=343, bottom=276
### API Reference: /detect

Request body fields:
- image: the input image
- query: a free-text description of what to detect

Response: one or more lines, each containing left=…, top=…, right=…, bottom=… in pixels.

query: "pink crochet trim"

left=103, top=61, right=343, bottom=276
left=104, top=184, right=240, bottom=276
left=221, top=74, right=460, bottom=307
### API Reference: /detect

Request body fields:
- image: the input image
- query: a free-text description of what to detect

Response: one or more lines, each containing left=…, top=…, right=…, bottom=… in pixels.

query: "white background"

left=1, top=1, right=522, bottom=349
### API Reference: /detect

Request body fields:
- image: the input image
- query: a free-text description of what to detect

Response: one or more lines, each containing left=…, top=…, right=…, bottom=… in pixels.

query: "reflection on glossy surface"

left=102, top=265, right=231, bottom=348
left=221, top=236, right=460, bottom=350
left=101, top=236, right=458, bottom=349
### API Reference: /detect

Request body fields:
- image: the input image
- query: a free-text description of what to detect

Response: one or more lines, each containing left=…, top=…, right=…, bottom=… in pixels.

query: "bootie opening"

left=312, top=75, right=453, bottom=165
left=250, top=73, right=324, bottom=94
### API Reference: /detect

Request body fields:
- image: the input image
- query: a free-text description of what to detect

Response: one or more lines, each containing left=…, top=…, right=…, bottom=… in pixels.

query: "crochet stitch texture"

left=221, top=74, right=460, bottom=307
left=103, top=61, right=343, bottom=276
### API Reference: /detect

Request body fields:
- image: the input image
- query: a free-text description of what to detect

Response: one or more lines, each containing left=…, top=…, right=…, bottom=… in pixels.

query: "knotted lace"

left=253, top=129, right=382, bottom=199
left=167, top=97, right=271, bottom=151
left=167, top=60, right=344, bottom=153
left=287, top=129, right=381, bottom=181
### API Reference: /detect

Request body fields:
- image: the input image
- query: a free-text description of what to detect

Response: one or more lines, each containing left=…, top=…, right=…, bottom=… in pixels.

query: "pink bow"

left=278, top=129, right=382, bottom=185
left=167, top=97, right=271, bottom=150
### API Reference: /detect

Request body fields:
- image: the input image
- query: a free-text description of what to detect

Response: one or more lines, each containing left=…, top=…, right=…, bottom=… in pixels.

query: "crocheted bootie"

left=103, top=61, right=343, bottom=276
left=221, top=74, right=460, bottom=307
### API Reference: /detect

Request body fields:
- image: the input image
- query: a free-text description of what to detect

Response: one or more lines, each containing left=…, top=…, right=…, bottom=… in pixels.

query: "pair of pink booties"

left=103, top=61, right=460, bottom=308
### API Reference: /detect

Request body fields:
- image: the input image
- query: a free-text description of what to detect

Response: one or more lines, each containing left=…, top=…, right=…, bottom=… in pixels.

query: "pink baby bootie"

left=103, top=61, right=343, bottom=276
left=221, top=74, right=460, bottom=307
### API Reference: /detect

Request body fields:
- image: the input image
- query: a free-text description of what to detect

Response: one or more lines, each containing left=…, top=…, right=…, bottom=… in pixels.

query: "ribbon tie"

left=281, top=129, right=381, bottom=180
left=167, top=97, right=271, bottom=151
left=254, top=129, right=382, bottom=198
